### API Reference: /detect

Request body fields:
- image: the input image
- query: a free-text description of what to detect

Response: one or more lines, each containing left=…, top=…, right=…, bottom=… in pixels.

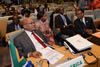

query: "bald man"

left=14, top=18, right=52, bottom=58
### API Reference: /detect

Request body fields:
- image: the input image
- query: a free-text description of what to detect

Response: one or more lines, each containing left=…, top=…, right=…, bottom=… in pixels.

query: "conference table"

left=27, top=44, right=100, bottom=67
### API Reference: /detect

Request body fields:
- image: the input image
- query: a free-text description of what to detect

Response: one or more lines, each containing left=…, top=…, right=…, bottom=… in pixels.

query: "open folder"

left=66, top=35, right=93, bottom=51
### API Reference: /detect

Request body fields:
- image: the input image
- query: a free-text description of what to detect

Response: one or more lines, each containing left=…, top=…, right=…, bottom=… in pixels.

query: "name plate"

left=56, top=56, right=84, bottom=67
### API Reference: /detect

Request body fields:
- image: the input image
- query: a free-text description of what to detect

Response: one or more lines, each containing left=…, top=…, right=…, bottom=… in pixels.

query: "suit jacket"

left=55, top=14, right=72, bottom=29
left=55, top=14, right=74, bottom=36
left=74, top=17, right=96, bottom=38
left=14, top=30, right=49, bottom=58
left=7, top=23, right=23, bottom=33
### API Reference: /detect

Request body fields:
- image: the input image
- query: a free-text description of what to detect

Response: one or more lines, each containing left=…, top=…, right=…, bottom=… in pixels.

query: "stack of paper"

left=66, top=35, right=93, bottom=51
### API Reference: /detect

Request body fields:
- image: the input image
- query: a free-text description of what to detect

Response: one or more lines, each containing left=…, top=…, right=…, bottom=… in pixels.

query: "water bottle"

left=26, top=61, right=34, bottom=67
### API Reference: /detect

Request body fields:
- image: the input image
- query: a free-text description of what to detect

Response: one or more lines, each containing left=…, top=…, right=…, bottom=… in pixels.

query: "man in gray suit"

left=14, top=18, right=53, bottom=58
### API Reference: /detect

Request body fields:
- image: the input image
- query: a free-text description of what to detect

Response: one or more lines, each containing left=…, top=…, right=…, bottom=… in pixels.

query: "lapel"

left=22, top=31, right=36, bottom=51
left=79, top=19, right=86, bottom=30
left=34, top=30, right=42, bottom=38
left=85, top=17, right=89, bottom=26
left=59, top=15, right=65, bottom=25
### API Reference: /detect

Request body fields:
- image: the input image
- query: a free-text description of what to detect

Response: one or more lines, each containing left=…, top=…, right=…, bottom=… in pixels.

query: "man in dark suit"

left=7, top=15, right=22, bottom=33
left=55, top=7, right=75, bottom=36
left=74, top=9, right=96, bottom=38
left=14, top=18, right=53, bottom=58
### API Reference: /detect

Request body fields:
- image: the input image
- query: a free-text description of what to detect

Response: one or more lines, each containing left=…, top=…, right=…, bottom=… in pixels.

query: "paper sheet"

left=39, top=47, right=64, bottom=64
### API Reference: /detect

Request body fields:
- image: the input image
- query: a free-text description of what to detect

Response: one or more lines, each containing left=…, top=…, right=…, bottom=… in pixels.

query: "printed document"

left=39, top=47, right=64, bottom=64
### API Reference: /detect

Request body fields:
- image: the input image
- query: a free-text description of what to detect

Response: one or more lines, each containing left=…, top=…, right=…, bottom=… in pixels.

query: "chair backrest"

left=8, top=20, right=13, bottom=25
left=94, top=19, right=100, bottom=29
left=84, top=10, right=94, bottom=15
left=9, top=41, right=27, bottom=67
left=85, top=15, right=95, bottom=22
left=53, top=13, right=59, bottom=28
left=0, top=20, right=8, bottom=37
left=7, top=30, right=27, bottom=67
left=66, top=11, right=75, bottom=21
left=0, top=16, right=12, bottom=20
left=32, top=17, right=38, bottom=22
left=7, top=30, right=24, bottom=43
left=94, top=9, right=100, bottom=20
left=47, top=11, right=52, bottom=21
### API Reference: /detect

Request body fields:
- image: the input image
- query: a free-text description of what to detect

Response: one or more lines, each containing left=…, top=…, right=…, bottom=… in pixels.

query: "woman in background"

left=36, top=11, right=55, bottom=44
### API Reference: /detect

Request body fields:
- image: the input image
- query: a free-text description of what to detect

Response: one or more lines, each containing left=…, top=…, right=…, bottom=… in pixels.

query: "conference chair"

left=9, top=41, right=27, bottom=67
left=94, top=9, right=100, bottom=20
left=47, top=11, right=52, bottom=21
left=7, top=30, right=28, bottom=67
left=94, top=20, right=100, bottom=31
left=0, top=20, right=8, bottom=37
left=66, top=11, right=75, bottom=21
left=7, top=30, right=24, bottom=43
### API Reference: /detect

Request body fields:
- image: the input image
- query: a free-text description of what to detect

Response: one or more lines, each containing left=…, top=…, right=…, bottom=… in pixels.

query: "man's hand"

left=48, top=41, right=54, bottom=46
left=85, top=29, right=93, bottom=34
left=29, top=51, right=42, bottom=58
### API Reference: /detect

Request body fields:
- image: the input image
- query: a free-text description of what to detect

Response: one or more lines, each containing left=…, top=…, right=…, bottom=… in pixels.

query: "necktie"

left=15, top=24, right=21, bottom=30
left=61, top=15, right=67, bottom=25
left=32, top=32, right=47, bottom=48
left=80, top=19, right=86, bottom=31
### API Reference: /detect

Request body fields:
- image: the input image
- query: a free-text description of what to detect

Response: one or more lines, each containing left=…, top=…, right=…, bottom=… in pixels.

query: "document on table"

left=39, top=47, right=64, bottom=64
left=66, top=35, right=93, bottom=51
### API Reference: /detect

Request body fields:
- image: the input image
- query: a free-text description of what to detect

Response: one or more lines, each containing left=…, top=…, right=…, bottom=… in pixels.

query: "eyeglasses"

left=25, top=22, right=34, bottom=25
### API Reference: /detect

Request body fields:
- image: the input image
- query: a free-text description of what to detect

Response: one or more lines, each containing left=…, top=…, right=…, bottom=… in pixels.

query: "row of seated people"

left=50, top=7, right=97, bottom=38
left=1, top=3, right=49, bottom=17
left=7, top=7, right=99, bottom=59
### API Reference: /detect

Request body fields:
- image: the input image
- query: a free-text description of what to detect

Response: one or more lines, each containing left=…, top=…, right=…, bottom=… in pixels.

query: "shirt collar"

left=25, top=30, right=33, bottom=36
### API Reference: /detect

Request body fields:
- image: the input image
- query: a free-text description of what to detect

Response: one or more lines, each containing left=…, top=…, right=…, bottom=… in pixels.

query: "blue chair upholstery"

left=94, top=9, right=100, bottom=20
left=84, top=10, right=94, bottom=15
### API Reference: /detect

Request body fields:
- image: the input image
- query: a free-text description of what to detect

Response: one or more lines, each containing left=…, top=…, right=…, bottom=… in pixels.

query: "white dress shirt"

left=81, top=17, right=86, bottom=25
left=60, top=14, right=67, bottom=25
left=25, top=30, right=44, bottom=51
